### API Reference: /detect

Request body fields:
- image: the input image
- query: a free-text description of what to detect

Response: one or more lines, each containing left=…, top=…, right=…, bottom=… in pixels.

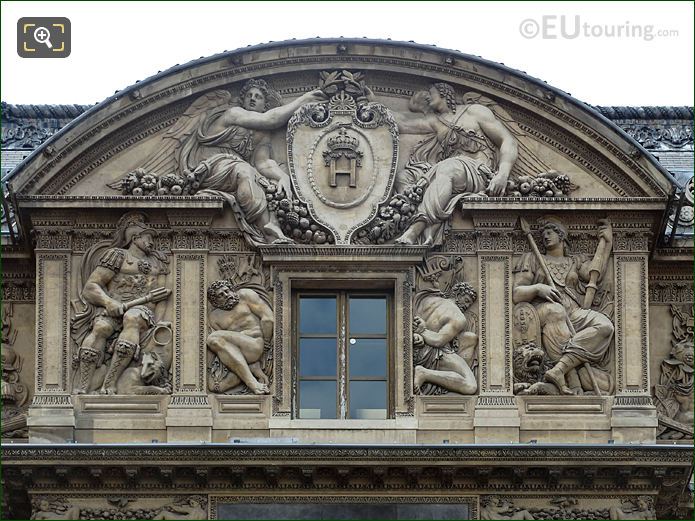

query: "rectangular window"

left=295, top=291, right=390, bottom=419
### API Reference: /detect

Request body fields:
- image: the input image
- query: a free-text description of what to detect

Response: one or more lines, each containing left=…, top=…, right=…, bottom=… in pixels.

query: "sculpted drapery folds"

left=412, top=256, right=478, bottom=396
left=71, top=212, right=173, bottom=395
left=391, top=83, right=519, bottom=245
left=110, top=79, right=326, bottom=245
left=413, top=282, right=479, bottom=396
left=512, top=217, right=615, bottom=396
left=206, top=280, right=273, bottom=395
left=653, top=304, right=694, bottom=439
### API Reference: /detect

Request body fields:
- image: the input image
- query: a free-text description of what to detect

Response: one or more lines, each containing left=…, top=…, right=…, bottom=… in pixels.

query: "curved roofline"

left=5, top=37, right=679, bottom=189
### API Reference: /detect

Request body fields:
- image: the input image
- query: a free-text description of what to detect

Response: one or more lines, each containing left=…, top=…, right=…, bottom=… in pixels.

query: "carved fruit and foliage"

left=107, top=71, right=577, bottom=250
left=513, top=216, right=615, bottom=396
left=356, top=84, right=576, bottom=246
left=207, top=255, right=273, bottom=395
left=412, top=255, right=478, bottom=396
left=70, top=212, right=173, bottom=396
left=480, top=495, right=656, bottom=520
left=31, top=496, right=208, bottom=520
left=653, top=303, right=694, bottom=439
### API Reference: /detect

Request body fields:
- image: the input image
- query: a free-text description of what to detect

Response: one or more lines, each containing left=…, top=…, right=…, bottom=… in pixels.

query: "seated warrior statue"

left=413, top=281, right=478, bottom=395
left=72, top=212, right=170, bottom=395
left=391, top=82, right=518, bottom=245
left=206, top=280, right=273, bottom=395
left=513, top=217, right=614, bottom=395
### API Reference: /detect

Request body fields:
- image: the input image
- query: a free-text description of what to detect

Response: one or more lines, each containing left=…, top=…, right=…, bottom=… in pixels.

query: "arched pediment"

left=8, top=38, right=675, bottom=246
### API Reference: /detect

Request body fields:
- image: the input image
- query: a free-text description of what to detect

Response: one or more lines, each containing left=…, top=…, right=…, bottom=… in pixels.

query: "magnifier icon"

left=33, top=26, right=53, bottom=49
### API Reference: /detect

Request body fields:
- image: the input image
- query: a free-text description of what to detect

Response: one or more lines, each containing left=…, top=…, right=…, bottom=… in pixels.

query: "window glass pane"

left=299, top=338, right=337, bottom=377
left=349, top=338, right=386, bottom=377
left=299, top=381, right=336, bottom=419
left=349, top=297, right=386, bottom=335
left=300, top=297, right=336, bottom=335
left=349, top=381, right=387, bottom=419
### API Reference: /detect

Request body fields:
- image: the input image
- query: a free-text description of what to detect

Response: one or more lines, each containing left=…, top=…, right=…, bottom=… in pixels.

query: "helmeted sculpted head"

left=540, top=216, right=569, bottom=253
left=207, top=280, right=240, bottom=310
left=116, top=211, right=156, bottom=249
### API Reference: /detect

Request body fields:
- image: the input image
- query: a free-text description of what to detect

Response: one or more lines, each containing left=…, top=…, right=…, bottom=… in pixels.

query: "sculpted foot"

left=543, top=366, right=572, bottom=395
left=413, top=365, right=426, bottom=393
left=98, top=386, right=117, bottom=395
left=251, top=382, right=270, bottom=395
left=395, top=233, right=416, bottom=245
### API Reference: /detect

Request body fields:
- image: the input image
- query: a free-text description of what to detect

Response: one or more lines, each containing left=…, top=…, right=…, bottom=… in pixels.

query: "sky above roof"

left=1, top=1, right=693, bottom=106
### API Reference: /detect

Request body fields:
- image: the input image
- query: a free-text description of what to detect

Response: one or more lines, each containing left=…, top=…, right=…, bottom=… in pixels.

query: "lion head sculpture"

left=513, top=342, right=559, bottom=395
left=513, top=342, right=546, bottom=384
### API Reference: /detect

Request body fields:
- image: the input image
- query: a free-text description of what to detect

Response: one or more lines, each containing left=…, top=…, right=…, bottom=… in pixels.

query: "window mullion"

left=338, top=291, right=348, bottom=420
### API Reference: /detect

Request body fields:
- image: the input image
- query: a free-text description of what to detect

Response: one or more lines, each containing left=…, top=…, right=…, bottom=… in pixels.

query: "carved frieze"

left=412, top=255, right=478, bottom=396
left=653, top=304, right=694, bottom=440
left=2, top=303, right=29, bottom=438
left=207, top=256, right=273, bottom=395
left=70, top=212, right=173, bottom=396
left=30, top=496, right=209, bottom=520
left=513, top=216, right=615, bottom=396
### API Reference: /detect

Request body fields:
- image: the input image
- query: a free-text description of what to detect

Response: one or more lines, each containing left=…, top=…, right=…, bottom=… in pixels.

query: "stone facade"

left=1, top=39, right=692, bottom=520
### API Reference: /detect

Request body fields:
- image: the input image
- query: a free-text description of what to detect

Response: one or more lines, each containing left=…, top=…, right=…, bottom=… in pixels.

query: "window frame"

left=293, top=289, right=393, bottom=420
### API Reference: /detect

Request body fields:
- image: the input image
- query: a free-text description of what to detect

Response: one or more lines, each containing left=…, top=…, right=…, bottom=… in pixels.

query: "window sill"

left=268, top=418, right=417, bottom=430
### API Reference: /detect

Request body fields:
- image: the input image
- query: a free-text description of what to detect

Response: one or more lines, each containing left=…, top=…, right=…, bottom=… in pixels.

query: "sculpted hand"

left=302, top=89, right=328, bottom=104
left=413, top=333, right=425, bottom=347
left=277, top=175, right=293, bottom=198
left=485, top=173, right=508, bottom=196
left=104, top=299, right=124, bottom=317
left=413, top=316, right=426, bottom=334
left=535, top=284, right=562, bottom=303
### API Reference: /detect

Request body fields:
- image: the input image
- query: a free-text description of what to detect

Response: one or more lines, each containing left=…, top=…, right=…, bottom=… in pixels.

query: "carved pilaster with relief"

left=611, top=227, right=656, bottom=443
left=29, top=222, right=75, bottom=442
left=166, top=210, right=215, bottom=441
left=472, top=214, right=519, bottom=443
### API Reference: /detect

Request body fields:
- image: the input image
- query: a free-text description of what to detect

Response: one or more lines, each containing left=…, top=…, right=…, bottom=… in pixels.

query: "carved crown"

left=327, top=128, right=360, bottom=154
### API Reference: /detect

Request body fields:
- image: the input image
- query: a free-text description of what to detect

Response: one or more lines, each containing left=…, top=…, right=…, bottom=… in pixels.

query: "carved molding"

left=174, top=253, right=207, bottom=394
left=649, top=277, right=694, bottom=304
left=478, top=255, right=512, bottom=394
left=621, top=122, right=694, bottom=150
left=33, top=228, right=72, bottom=250
left=476, top=230, right=513, bottom=252
left=612, top=230, right=651, bottom=253
left=36, top=254, right=70, bottom=393
left=14, top=44, right=666, bottom=203
left=2, top=277, right=36, bottom=302
left=614, top=255, right=649, bottom=393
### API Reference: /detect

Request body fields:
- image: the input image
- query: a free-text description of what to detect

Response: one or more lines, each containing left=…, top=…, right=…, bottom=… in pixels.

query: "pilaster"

left=472, top=213, right=519, bottom=443
left=165, top=210, right=215, bottom=441
left=610, top=227, right=657, bottom=443
left=28, top=218, right=75, bottom=442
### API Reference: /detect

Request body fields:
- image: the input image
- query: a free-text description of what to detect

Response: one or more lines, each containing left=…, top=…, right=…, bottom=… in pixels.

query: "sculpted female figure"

left=392, top=83, right=518, bottom=245
left=192, top=80, right=326, bottom=244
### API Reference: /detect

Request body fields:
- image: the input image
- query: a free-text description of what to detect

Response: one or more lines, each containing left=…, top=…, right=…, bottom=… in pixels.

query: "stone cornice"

left=15, top=195, right=224, bottom=209
left=5, top=39, right=674, bottom=199
left=2, top=443, right=691, bottom=464
left=258, top=245, right=429, bottom=265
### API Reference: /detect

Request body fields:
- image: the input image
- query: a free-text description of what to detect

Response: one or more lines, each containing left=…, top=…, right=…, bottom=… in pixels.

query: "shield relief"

left=287, top=96, right=399, bottom=244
